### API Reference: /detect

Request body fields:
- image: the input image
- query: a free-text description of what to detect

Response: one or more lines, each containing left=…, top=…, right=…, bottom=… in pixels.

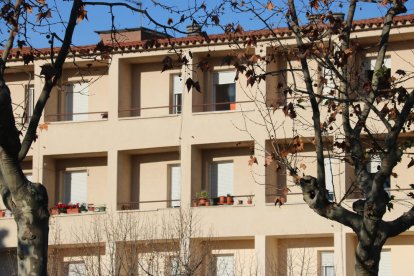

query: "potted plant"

left=80, top=203, right=88, bottom=213
left=50, top=207, right=59, bottom=215
left=219, top=195, right=226, bottom=205
left=0, top=210, right=5, bottom=217
left=226, top=194, right=234, bottom=205
left=196, top=191, right=209, bottom=206
left=56, top=202, right=67, bottom=214
left=88, top=203, right=95, bottom=212
left=66, top=203, right=80, bottom=214
left=247, top=196, right=253, bottom=205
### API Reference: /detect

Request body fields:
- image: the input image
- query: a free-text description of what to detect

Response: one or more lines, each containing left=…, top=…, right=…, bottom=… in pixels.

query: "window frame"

left=211, top=70, right=236, bottom=111
left=171, top=74, right=182, bottom=114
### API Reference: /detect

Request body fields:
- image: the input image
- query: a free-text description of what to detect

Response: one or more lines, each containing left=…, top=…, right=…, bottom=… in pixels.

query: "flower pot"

left=67, top=208, right=80, bottom=214
left=198, top=198, right=207, bottom=206
left=219, top=196, right=226, bottom=205
left=192, top=200, right=198, bottom=207
left=205, top=200, right=210, bottom=206
left=88, top=204, right=95, bottom=212
left=247, top=199, right=253, bottom=205
left=226, top=196, right=234, bottom=205
left=50, top=208, right=59, bottom=215
left=0, top=210, right=5, bottom=217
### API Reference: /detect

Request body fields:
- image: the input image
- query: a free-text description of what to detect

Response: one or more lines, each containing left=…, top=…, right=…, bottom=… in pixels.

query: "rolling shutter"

left=210, top=162, right=233, bottom=197
left=321, top=251, right=335, bottom=276
left=170, top=165, right=181, bottom=207
left=324, top=158, right=334, bottom=199
left=64, top=171, right=87, bottom=204
left=66, top=83, right=89, bottom=121
left=379, top=250, right=391, bottom=276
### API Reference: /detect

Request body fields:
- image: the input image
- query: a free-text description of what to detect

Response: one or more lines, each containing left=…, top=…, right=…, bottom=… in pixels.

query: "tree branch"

left=18, top=0, right=83, bottom=161
left=300, top=176, right=362, bottom=232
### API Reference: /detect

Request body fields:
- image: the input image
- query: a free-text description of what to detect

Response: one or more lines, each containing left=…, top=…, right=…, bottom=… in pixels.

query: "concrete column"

left=255, top=235, right=278, bottom=276
left=107, top=150, right=118, bottom=211
left=107, top=56, right=119, bottom=121
left=179, top=50, right=196, bottom=207
left=334, top=225, right=347, bottom=276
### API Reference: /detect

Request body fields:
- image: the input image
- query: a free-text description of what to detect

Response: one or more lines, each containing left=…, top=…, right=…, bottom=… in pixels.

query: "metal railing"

left=192, top=100, right=254, bottom=113
left=45, top=111, right=109, bottom=122
left=118, top=105, right=182, bottom=117
left=117, top=199, right=181, bottom=211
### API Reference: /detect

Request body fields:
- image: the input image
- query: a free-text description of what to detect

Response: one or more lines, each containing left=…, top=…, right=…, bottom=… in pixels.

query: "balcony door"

left=213, top=71, right=236, bottom=111
left=170, top=164, right=181, bottom=207
left=65, top=83, right=89, bottom=121
left=209, top=161, right=233, bottom=197
left=63, top=171, right=87, bottom=204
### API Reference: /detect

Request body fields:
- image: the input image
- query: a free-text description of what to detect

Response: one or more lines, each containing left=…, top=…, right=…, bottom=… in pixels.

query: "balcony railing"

left=118, top=105, right=182, bottom=118
left=117, top=199, right=181, bottom=211
left=45, top=111, right=109, bottom=122
left=192, top=100, right=254, bottom=113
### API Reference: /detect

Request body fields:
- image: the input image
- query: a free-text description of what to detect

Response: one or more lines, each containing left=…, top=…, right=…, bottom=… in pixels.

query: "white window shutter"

left=64, top=171, right=87, bottom=204
left=173, top=75, right=182, bottom=95
left=170, top=165, right=181, bottom=207
left=214, top=71, right=236, bottom=85
left=72, top=83, right=89, bottom=121
left=210, top=162, right=233, bottom=197
left=321, top=251, right=335, bottom=276
left=366, top=57, right=391, bottom=70
left=379, top=250, right=391, bottom=276
left=324, top=158, right=334, bottom=195
left=323, top=68, right=335, bottom=95
left=215, top=255, right=234, bottom=276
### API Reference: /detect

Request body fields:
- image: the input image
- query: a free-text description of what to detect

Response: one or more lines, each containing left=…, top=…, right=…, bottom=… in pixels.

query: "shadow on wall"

left=0, top=229, right=17, bottom=276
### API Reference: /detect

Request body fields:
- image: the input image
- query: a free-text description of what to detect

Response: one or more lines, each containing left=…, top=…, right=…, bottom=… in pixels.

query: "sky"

left=6, top=0, right=414, bottom=49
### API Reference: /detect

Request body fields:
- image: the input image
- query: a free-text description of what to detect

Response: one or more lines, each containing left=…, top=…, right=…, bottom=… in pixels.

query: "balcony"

left=118, top=59, right=182, bottom=119
left=44, top=66, right=109, bottom=123
left=191, top=143, right=254, bottom=208
left=42, top=153, right=108, bottom=211
left=117, top=148, right=181, bottom=211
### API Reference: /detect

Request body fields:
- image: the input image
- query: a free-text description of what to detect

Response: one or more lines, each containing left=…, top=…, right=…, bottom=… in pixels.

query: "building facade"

left=1, top=14, right=414, bottom=276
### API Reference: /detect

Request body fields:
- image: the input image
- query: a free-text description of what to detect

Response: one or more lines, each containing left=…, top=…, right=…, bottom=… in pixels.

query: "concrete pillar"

left=255, top=235, right=278, bottom=276
left=179, top=50, right=196, bottom=207
left=107, top=56, right=119, bottom=121
left=333, top=225, right=347, bottom=276
left=107, top=150, right=118, bottom=211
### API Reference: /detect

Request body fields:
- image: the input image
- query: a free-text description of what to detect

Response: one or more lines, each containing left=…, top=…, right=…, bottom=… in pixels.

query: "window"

left=172, top=75, right=182, bottom=114
left=64, top=83, right=89, bottom=121
left=367, top=155, right=390, bottom=194
left=379, top=250, right=391, bottom=276
left=322, top=68, right=336, bottom=97
left=213, top=71, right=236, bottom=111
left=364, top=57, right=391, bottom=91
left=63, top=171, right=87, bottom=204
left=169, top=165, right=181, bottom=207
left=209, top=161, right=233, bottom=198
left=320, top=251, right=334, bottom=276
left=25, top=84, right=34, bottom=121
left=324, top=158, right=335, bottom=201
left=213, top=254, right=234, bottom=276
left=65, top=261, right=86, bottom=276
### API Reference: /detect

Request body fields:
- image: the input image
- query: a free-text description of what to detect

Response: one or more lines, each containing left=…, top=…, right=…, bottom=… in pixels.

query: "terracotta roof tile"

left=3, top=14, right=414, bottom=59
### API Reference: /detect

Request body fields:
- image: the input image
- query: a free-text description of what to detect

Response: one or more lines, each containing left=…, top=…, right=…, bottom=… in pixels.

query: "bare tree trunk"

left=0, top=82, right=50, bottom=275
